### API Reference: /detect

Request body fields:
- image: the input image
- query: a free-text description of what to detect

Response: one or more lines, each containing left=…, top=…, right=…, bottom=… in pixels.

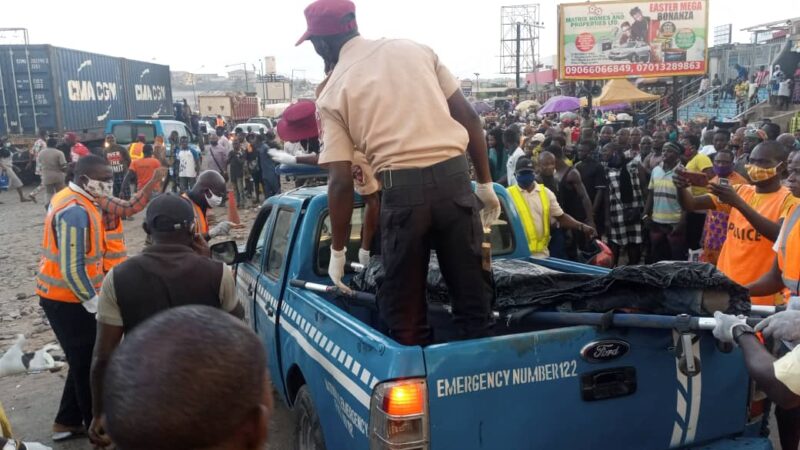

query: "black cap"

left=145, top=193, right=195, bottom=232
left=515, top=156, right=535, bottom=173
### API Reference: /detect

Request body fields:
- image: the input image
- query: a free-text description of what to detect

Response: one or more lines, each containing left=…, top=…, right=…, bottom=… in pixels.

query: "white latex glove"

left=358, top=248, right=371, bottom=266
left=712, top=311, right=750, bottom=344
left=83, top=295, right=99, bottom=314
left=754, top=310, right=800, bottom=342
left=209, top=221, right=234, bottom=238
left=475, top=182, right=501, bottom=230
left=269, top=149, right=297, bottom=165
left=328, top=247, right=352, bottom=294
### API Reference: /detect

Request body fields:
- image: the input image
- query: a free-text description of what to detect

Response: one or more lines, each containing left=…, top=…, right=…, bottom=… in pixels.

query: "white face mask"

left=84, top=179, right=113, bottom=198
left=205, top=191, right=223, bottom=208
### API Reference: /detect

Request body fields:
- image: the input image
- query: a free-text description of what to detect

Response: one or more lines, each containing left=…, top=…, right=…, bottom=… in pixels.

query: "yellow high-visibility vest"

left=508, top=184, right=550, bottom=254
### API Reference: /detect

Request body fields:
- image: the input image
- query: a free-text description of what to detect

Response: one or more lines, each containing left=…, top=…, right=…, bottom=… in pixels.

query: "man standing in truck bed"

left=299, top=0, right=501, bottom=346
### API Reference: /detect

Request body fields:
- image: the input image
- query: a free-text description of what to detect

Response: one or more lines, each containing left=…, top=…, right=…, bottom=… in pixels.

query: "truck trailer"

left=0, top=44, right=173, bottom=144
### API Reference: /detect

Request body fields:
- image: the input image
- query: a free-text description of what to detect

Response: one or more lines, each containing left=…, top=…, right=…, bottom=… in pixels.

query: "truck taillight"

left=370, top=379, right=429, bottom=450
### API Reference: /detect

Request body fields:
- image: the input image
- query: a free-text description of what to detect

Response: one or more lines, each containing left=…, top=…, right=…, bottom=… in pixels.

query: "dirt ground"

left=0, top=186, right=295, bottom=449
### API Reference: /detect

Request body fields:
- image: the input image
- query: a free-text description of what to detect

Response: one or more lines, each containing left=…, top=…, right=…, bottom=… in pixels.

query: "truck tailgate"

left=424, top=325, right=749, bottom=450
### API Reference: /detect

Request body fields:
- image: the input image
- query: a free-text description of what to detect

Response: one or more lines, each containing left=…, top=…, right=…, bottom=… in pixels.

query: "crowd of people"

left=481, top=110, right=800, bottom=298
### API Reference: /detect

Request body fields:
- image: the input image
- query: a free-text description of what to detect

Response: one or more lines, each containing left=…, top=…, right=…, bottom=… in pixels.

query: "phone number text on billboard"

left=563, top=61, right=704, bottom=79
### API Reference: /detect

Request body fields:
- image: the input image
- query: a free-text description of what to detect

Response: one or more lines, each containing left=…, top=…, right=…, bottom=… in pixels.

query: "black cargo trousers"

left=378, top=155, right=493, bottom=346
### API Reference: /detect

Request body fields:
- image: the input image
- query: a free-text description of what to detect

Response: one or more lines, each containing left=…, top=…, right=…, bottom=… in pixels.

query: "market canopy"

left=580, top=79, right=660, bottom=107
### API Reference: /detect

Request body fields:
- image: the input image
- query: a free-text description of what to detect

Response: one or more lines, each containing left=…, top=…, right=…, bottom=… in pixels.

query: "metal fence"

left=711, top=41, right=786, bottom=83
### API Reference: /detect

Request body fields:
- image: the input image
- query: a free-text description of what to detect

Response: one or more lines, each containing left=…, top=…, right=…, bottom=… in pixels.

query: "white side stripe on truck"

left=280, top=317, right=371, bottom=408
left=242, top=270, right=382, bottom=405
left=669, top=332, right=703, bottom=448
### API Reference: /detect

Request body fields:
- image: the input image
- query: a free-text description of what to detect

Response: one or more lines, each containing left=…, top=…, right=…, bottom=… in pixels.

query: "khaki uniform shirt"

left=317, top=36, right=467, bottom=173
left=774, top=344, right=800, bottom=397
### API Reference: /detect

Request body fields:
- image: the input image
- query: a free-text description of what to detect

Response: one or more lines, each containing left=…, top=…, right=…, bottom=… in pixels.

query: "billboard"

left=558, top=0, right=708, bottom=80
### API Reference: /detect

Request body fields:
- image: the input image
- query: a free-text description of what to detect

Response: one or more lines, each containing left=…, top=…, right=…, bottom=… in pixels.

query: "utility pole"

left=474, top=72, right=480, bottom=99
left=225, top=63, right=249, bottom=92
left=672, top=76, right=679, bottom=123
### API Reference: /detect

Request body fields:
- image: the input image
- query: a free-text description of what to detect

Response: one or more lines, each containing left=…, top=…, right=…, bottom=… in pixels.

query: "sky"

left=2, top=0, right=795, bottom=82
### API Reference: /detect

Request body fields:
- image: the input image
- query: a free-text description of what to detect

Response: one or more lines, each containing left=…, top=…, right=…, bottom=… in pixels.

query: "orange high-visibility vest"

left=103, top=218, right=127, bottom=272
left=182, top=193, right=208, bottom=236
left=35, top=189, right=106, bottom=303
left=777, top=205, right=800, bottom=295
left=215, top=117, right=225, bottom=128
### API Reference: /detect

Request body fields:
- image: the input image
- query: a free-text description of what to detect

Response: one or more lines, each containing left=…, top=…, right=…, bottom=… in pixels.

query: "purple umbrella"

left=471, top=101, right=493, bottom=114
left=538, top=96, right=580, bottom=114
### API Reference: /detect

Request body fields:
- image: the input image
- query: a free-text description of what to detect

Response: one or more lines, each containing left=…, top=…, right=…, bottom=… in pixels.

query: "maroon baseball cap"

left=296, top=0, right=357, bottom=46
left=277, top=101, right=319, bottom=142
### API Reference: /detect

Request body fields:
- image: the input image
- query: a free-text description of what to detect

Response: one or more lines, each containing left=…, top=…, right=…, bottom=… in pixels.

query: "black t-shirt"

left=575, top=159, right=607, bottom=203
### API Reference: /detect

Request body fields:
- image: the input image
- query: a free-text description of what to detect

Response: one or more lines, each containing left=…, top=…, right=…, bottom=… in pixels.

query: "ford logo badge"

left=580, top=340, right=630, bottom=363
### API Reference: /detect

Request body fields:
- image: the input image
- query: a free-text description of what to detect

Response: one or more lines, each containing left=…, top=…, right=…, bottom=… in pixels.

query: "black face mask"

left=599, top=137, right=612, bottom=146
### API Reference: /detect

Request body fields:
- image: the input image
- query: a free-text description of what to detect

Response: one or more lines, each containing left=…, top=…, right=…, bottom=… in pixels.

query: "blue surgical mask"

left=516, top=172, right=536, bottom=189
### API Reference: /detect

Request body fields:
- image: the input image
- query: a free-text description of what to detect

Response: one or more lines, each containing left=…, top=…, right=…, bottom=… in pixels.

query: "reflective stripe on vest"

left=508, top=184, right=550, bottom=254
left=103, top=219, right=128, bottom=272
left=778, top=205, right=800, bottom=294
left=182, top=193, right=209, bottom=235
left=35, top=189, right=106, bottom=303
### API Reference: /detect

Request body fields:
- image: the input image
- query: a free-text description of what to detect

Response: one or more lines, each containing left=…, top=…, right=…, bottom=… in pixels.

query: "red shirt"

left=130, top=157, right=162, bottom=189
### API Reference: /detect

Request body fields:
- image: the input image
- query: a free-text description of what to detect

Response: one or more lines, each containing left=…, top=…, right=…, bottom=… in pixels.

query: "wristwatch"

left=732, top=324, right=755, bottom=343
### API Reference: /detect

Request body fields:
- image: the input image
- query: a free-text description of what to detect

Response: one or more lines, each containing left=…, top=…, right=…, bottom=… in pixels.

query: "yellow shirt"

left=317, top=36, right=467, bottom=173
left=686, top=153, right=713, bottom=196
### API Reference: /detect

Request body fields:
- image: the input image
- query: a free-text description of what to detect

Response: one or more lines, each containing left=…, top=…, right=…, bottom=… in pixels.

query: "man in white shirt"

left=177, top=136, right=200, bottom=192
left=504, top=125, right=525, bottom=186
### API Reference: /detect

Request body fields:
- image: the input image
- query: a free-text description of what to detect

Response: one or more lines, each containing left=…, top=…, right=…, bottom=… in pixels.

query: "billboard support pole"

left=672, top=76, right=679, bottom=123
left=586, top=80, right=593, bottom=111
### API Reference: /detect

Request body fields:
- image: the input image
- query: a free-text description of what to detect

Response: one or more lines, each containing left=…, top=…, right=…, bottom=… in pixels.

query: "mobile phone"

left=718, top=177, right=730, bottom=187
left=683, top=170, right=709, bottom=187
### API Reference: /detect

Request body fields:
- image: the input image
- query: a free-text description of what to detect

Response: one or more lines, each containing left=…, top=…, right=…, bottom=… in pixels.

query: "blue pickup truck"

left=214, top=184, right=773, bottom=450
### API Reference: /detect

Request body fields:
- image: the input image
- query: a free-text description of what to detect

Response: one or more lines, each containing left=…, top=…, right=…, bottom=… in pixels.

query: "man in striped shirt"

left=643, top=142, right=686, bottom=262
left=36, top=155, right=112, bottom=441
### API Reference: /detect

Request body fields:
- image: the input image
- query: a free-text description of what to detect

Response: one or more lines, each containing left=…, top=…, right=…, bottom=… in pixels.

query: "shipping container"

left=0, top=45, right=172, bottom=143
left=232, top=96, right=258, bottom=122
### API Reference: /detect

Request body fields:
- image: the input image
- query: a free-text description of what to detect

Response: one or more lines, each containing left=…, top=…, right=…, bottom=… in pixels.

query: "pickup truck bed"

left=227, top=184, right=772, bottom=450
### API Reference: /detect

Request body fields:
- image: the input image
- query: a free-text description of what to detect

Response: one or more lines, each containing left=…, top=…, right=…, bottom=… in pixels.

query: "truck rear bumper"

left=687, top=437, right=772, bottom=450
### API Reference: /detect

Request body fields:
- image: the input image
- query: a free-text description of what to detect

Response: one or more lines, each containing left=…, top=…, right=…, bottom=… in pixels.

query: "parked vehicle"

left=198, top=95, right=258, bottom=125
left=247, top=116, right=276, bottom=129
left=105, top=118, right=199, bottom=161
left=214, top=182, right=772, bottom=450
left=232, top=123, right=269, bottom=134
left=0, top=45, right=173, bottom=145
